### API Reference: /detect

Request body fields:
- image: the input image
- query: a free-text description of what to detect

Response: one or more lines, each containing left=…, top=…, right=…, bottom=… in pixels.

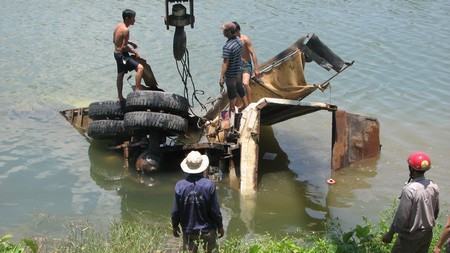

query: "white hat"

left=180, top=151, right=209, bottom=174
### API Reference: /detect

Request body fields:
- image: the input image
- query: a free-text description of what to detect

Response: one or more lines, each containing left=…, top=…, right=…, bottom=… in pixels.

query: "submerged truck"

left=61, top=0, right=380, bottom=196
left=61, top=31, right=381, bottom=196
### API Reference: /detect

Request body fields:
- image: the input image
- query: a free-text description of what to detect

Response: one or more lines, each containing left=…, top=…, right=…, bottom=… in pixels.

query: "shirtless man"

left=113, top=9, right=144, bottom=102
left=233, top=21, right=259, bottom=104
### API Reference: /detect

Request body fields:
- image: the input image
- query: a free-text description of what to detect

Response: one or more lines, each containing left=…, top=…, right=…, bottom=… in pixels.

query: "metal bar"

left=318, top=60, right=354, bottom=88
left=165, top=0, right=169, bottom=29
left=258, top=50, right=298, bottom=74
left=190, top=0, right=194, bottom=28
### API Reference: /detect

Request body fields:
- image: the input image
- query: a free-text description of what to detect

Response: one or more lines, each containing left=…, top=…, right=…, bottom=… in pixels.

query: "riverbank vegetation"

left=1, top=207, right=446, bottom=253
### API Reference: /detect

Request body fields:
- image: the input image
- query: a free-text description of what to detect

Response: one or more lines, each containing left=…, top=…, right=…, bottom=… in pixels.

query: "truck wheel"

left=124, top=111, right=187, bottom=136
left=87, top=120, right=126, bottom=139
left=125, top=91, right=189, bottom=117
left=135, top=151, right=160, bottom=173
left=88, top=101, right=124, bottom=120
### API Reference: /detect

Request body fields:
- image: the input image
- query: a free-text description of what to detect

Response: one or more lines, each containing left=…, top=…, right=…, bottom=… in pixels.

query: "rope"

left=126, top=74, right=133, bottom=87
left=329, top=83, right=332, bottom=105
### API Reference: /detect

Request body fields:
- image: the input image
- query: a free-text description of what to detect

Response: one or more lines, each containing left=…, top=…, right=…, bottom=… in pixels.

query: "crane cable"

left=175, top=48, right=208, bottom=117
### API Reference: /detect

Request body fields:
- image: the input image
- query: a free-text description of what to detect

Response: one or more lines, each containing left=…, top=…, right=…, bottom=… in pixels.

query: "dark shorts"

left=183, top=229, right=218, bottom=253
left=114, top=52, right=139, bottom=74
left=391, top=230, right=433, bottom=253
left=242, top=60, right=252, bottom=74
left=225, top=74, right=245, bottom=100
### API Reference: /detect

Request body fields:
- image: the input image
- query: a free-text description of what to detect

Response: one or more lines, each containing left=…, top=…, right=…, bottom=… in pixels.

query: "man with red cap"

left=382, top=151, right=439, bottom=253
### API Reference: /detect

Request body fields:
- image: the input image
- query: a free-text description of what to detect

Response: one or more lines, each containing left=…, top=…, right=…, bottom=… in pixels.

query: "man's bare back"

left=113, top=23, right=130, bottom=53
left=239, top=34, right=252, bottom=62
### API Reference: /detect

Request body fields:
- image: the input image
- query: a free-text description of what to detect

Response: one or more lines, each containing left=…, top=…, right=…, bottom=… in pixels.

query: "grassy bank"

left=1, top=208, right=446, bottom=253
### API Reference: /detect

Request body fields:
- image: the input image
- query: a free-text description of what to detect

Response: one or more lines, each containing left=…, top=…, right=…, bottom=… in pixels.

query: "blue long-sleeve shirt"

left=171, top=175, right=223, bottom=234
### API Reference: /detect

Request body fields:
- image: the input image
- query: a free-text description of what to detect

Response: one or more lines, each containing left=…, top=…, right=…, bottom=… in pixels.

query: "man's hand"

left=382, top=231, right=393, bottom=244
left=219, top=77, right=224, bottom=91
left=253, top=69, right=261, bottom=78
left=217, top=227, right=224, bottom=238
left=433, top=247, right=441, bottom=253
left=173, top=226, right=181, bottom=237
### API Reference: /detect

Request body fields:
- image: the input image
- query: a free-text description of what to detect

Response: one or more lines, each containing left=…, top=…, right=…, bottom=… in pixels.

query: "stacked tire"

left=87, top=91, right=189, bottom=140
left=124, top=91, right=189, bottom=136
left=87, top=101, right=126, bottom=140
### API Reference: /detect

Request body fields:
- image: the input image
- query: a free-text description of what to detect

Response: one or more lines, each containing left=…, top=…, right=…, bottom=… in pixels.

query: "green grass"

left=0, top=234, right=38, bottom=253
left=1, top=205, right=447, bottom=253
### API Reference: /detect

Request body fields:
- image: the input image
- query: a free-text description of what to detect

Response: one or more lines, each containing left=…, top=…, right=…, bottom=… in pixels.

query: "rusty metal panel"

left=331, top=110, right=380, bottom=170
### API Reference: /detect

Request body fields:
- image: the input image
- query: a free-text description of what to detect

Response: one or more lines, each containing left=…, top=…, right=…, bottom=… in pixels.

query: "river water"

left=1, top=0, right=450, bottom=239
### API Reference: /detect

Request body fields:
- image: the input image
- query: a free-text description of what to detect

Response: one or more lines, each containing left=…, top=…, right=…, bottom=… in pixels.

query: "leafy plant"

left=0, top=234, right=38, bottom=253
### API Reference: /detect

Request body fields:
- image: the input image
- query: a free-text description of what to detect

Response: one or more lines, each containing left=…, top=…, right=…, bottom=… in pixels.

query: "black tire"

left=124, top=111, right=188, bottom=136
left=88, top=101, right=124, bottom=120
left=125, top=91, right=189, bottom=116
left=87, top=120, right=126, bottom=139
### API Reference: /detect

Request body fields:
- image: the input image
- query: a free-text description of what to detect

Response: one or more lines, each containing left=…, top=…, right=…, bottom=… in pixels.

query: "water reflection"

left=326, top=158, right=379, bottom=208
left=220, top=125, right=333, bottom=235
left=88, top=140, right=179, bottom=222
left=248, top=126, right=328, bottom=233
left=87, top=125, right=381, bottom=236
left=88, top=141, right=125, bottom=191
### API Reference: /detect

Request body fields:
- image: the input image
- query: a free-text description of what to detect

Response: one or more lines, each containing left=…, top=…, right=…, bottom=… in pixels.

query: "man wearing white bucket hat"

left=171, top=151, right=224, bottom=253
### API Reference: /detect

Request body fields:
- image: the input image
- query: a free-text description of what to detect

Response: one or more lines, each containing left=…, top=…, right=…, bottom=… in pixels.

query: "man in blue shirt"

left=219, top=22, right=247, bottom=117
left=172, top=151, right=224, bottom=253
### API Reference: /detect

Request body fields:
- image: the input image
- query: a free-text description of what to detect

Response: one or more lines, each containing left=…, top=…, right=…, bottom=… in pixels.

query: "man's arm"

left=219, top=58, right=229, bottom=88
left=434, top=189, right=439, bottom=219
left=246, top=37, right=259, bottom=77
left=382, top=189, right=412, bottom=243
left=209, top=184, right=224, bottom=238
left=171, top=192, right=181, bottom=237
left=117, top=29, right=129, bottom=52
left=391, top=191, right=413, bottom=234
left=118, top=29, right=140, bottom=57
left=434, top=216, right=450, bottom=253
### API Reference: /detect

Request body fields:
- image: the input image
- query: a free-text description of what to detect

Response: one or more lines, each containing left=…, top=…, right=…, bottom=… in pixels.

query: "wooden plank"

left=239, top=105, right=260, bottom=196
left=60, top=107, right=90, bottom=134
left=161, top=142, right=228, bottom=153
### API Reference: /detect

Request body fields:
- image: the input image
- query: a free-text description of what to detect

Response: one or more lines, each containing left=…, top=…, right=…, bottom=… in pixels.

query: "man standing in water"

left=233, top=21, right=259, bottom=105
left=382, top=151, right=439, bottom=253
left=113, top=9, right=144, bottom=102
left=219, top=22, right=247, bottom=117
left=171, top=151, right=224, bottom=252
